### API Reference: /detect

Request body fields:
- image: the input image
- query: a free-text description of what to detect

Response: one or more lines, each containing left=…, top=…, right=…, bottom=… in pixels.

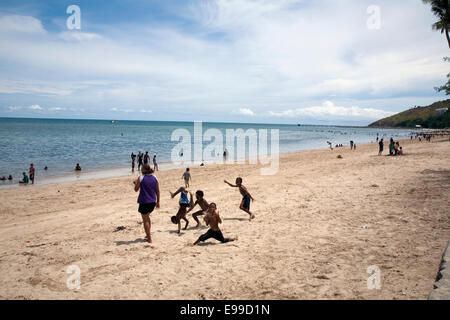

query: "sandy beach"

left=0, top=138, right=449, bottom=300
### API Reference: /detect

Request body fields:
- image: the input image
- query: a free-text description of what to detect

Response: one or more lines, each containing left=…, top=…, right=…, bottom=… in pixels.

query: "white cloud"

left=7, top=106, right=22, bottom=111
left=0, top=80, right=73, bottom=96
left=59, top=32, right=102, bottom=42
left=0, top=15, right=46, bottom=34
left=48, top=107, right=65, bottom=111
left=233, top=108, right=255, bottom=116
left=28, top=104, right=42, bottom=110
left=268, top=101, right=394, bottom=120
left=109, top=107, right=133, bottom=113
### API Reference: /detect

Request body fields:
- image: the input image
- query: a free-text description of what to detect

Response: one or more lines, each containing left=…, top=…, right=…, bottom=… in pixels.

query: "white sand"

left=0, top=138, right=449, bottom=299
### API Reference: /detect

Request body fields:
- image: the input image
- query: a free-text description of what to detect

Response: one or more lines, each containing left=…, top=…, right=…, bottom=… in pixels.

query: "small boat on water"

left=111, top=120, right=119, bottom=124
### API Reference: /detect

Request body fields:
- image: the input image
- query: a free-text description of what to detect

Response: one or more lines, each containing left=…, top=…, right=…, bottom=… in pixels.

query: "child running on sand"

left=193, top=203, right=237, bottom=245
left=224, top=177, right=255, bottom=220
left=187, top=190, right=209, bottom=227
left=133, top=164, right=160, bottom=243
left=170, top=187, right=193, bottom=234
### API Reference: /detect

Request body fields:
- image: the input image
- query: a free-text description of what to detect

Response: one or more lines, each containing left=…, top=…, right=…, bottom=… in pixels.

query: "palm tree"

left=423, top=0, right=450, bottom=49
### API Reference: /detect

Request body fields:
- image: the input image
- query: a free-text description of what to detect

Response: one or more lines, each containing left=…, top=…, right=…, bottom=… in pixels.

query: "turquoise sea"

left=0, top=117, right=413, bottom=187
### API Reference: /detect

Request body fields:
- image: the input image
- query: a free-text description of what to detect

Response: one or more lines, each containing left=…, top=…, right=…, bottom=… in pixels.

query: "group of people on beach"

left=133, top=163, right=254, bottom=245
left=131, top=152, right=158, bottom=173
left=328, top=140, right=357, bottom=150
left=2, top=163, right=82, bottom=185
left=378, top=138, right=403, bottom=156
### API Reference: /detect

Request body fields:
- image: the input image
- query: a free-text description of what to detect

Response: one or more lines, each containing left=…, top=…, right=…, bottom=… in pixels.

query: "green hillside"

left=369, top=99, right=450, bottom=128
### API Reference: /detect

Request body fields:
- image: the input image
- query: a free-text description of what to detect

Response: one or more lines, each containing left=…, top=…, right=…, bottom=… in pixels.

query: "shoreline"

left=0, top=137, right=413, bottom=190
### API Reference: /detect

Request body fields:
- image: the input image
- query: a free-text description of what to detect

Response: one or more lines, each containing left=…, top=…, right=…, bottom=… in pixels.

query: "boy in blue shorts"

left=170, top=187, right=193, bottom=234
left=224, top=177, right=255, bottom=220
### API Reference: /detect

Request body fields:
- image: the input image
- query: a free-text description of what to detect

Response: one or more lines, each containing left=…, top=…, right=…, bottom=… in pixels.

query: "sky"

left=0, top=0, right=448, bottom=125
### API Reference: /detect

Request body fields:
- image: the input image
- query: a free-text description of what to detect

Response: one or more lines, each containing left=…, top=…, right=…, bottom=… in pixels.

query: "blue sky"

left=0, top=0, right=448, bottom=125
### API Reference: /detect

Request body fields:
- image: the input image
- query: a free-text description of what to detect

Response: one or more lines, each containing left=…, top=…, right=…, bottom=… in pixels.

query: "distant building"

left=435, top=108, right=448, bottom=117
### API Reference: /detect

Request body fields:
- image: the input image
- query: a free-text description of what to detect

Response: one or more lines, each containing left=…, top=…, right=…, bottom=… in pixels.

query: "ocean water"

left=0, top=117, right=413, bottom=187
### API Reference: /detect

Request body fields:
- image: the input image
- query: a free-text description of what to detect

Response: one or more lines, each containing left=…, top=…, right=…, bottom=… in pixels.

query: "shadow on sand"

left=196, top=242, right=219, bottom=246
left=115, top=238, right=147, bottom=246
left=223, top=217, right=248, bottom=221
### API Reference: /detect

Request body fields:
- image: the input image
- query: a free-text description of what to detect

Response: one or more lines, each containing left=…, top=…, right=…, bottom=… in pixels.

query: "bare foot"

left=250, top=214, right=255, bottom=220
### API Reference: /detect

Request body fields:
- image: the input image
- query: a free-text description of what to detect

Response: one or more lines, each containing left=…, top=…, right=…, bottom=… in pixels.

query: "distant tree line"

left=396, top=109, right=450, bottom=128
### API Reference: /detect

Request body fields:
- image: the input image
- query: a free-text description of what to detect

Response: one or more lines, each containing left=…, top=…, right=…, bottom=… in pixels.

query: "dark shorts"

left=198, top=229, right=229, bottom=243
left=138, top=202, right=156, bottom=215
left=180, top=202, right=190, bottom=208
left=240, top=195, right=250, bottom=210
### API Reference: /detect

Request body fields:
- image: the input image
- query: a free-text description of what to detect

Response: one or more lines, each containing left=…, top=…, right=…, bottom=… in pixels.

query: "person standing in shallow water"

left=133, top=164, right=160, bottom=243
left=131, top=152, right=136, bottom=173
left=29, top=163, right=35, bottom=185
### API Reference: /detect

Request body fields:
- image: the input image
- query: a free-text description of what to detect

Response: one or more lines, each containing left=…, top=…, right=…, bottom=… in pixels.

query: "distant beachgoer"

left=44, top=166, right=48, bottom=170
left=389, top=138, right=394, bottom=156
left=137, top=152, right=143, bottom=171
left=20, top=172, right=29, bottom=184
left=193, top=203, right=237, bottom=245
left=224, top=177, right=255, bottom=220
left=376, top=136, right=379, bottom=142
left=394, top=141, right=399, bottom=156
left=398, top=147, right=404, bottom=156
left=354, top=144, right=356, bottom=150
left=29, top=163, right=35, bottom=184
left=143, top=152, right=149, bottom=165
left=8, top=175, right=12, bottom=181
left=75, top=163, right=82, bottom=171
left=0, top=176, right=6, bottom=181
left=223, top=149, right=227, bottom=159
left=131, top=152, right=136, bottom=172
left=170, top=187, right=193, bottom=234
left=133, top=164, right=160, bottom=243
left=187, top=190, right=209, bottom=227
left=182, top=168, right=191, bottom=188
left=350, top=140, right=354, bottom=150
left=153, top=155, right=158, bottom=171
left=327, top=141, right=333, bottom=150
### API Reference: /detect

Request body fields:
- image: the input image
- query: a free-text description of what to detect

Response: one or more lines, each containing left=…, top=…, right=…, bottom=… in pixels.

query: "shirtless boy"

left=187, top=190, right=209, bottom=227
left=193, top=203, right=236, bottom=245
left=224, top=177, right=255, bottom=220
